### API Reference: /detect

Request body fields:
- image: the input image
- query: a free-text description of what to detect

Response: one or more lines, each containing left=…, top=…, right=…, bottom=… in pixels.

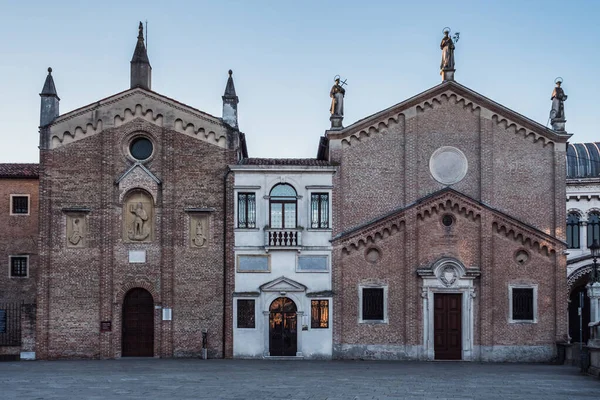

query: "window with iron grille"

left=237, top=193, right=256, bottom=228
left=512, top=288, right=534, bottom=321
left=310, top=193, right=329, bottom=229
left=362, top=288, right=384, bottom=321
left=566, top=213, right=580, bottom=249
left=237, top=299, right=255, bottom=328
left=0, top=310, right=6, bottom=333
left=11, top=196, right=29, bottom=214
left=311, top=300, right=329, bottom=328
left=10, top=256, right=28, bottom=278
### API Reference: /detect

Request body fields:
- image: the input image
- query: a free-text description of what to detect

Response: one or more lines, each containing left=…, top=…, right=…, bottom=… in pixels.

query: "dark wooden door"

left=269, top=297, right=297, bottom=356
left=434, top=293, right=462, bottom=360
left=122, top=288, right=154, bottom=357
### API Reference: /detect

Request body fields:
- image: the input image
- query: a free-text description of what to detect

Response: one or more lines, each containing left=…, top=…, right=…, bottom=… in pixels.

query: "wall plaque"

left=129, top=250, right=146, bottom=263
left=237, top=255, right=270, bottom=272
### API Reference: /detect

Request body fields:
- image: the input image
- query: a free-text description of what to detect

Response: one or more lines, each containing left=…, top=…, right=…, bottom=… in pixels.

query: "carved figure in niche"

left=123, top=191, right=153, bottom=243
left=191, top=216, right=208, bottom=248
left=66, top=215, right=85, bottom=247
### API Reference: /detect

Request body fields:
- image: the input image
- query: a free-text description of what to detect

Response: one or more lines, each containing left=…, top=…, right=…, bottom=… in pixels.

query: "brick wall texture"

left=37, top=116, right=238, bottom=359
left=328, top=85, right=568, bottom=361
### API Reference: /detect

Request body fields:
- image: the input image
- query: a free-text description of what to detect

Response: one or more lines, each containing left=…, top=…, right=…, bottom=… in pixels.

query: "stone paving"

left=0, top=359, right=598, bottom=399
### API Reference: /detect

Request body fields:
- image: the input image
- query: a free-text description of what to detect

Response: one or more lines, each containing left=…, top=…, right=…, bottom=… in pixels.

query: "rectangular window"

left=237, top=193, right=256, bottom=228
left=0, top=310, right=6, bottom=333
left=512, top=288, right=534, bottom=321
left=237, top=299, right=255, bottom=328
left=311, top=300, right=329, bottom=328
left=11, top=195, right=29, bottom=215
left=311, top=193, right=329, bottom=229
left=10, top=256, right=28, bottom=277
left=362, top=288, right=384, bottom=321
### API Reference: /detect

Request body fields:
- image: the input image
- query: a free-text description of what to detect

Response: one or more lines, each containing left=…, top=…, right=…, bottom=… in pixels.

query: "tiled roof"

left=0, top=163, right=39, bottom=179
left=240, top=158, right=332, bottom=166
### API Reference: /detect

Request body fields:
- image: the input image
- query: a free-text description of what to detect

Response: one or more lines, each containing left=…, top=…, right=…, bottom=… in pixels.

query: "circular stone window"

left=442, top=214, right=454, bottom=227
left=365, top=247, right=381, bottom=264
left=515, top=249, right=530, bottom=265
left=429, top=146, right=468, bottom=185
left=129, top=137, right=154, bottom=161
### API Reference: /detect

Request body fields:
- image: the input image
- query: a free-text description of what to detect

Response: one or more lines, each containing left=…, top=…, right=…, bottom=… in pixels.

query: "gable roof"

left=0, top=163, right=39, bottom=179
left=327, top=80, right=571, bottom=144
left=333, top=187, right=564, bottom=256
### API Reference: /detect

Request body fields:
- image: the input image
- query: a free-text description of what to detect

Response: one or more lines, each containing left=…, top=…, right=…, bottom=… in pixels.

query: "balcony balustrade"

left=264, top=228, right=302, bottom=248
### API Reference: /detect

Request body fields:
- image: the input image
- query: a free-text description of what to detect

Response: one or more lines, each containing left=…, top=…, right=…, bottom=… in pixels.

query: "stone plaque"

left=237, top=255, right=269, bottom=272
left=129, top=250, right=146, bottom=263
left=190, top=215, right=209, bottom=248
left=297, top=256, right=328, bottom=272
left=429, top=146, right=468, bottom=185
left=66, top=214, right=86, bottom=248
left=123, top=191, right=153, bottom=243
left=162, top=308, right=172, bottom=321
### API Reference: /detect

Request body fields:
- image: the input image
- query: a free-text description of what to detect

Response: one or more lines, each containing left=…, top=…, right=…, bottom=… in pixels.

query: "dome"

left=566, top=142, right=600, bottom=178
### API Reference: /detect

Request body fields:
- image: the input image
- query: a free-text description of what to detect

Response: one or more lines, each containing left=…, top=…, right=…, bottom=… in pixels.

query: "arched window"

left=587, top=213, right=600, bottom=248
left=269, top=184, right=297, bottom=229
left=566, top=213, right=580, bottom=249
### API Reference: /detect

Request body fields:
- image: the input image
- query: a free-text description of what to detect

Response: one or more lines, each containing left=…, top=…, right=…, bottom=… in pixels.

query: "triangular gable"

left=44, top=87, right=230, bottom=150
left=334, top=188, right=564, bottom=257
left=260, top=276, right=307, bottom=293
left=116, top=162, right=161, bottom=185
left=327, top=80, right=571, bottom=148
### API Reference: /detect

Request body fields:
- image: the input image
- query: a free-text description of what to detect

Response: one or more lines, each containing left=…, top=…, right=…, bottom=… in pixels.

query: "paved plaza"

left=0, top=359, right=598, bottom=399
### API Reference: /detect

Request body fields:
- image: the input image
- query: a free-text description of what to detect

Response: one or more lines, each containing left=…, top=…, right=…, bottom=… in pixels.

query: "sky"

left=0, top=0, right=598, bottom=162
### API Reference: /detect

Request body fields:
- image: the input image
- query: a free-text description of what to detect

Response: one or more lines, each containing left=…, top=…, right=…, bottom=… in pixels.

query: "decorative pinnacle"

left=138, top=21, right=144, bottom=40
left=229, top=69, right=233, bottom=76
left=47, top=67, right=52, bottom=74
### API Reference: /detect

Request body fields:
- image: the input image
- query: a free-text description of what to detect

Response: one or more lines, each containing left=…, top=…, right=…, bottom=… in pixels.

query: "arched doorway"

left=569, top=279, right=591, bottom=343
left=269, top=297, right=297, bottom=356
left=122, top=288, right=154, bottom=357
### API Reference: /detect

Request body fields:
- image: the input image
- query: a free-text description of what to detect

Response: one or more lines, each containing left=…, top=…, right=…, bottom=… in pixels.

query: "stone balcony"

left=264, top=228, right=302, bottom=249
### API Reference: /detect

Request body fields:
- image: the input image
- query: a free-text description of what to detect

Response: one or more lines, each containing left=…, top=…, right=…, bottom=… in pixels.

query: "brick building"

left=0, top=163, right=38, bottom=359
left=35, top=24, right=245, bottom=359
left=322, top=74, right=570, bottom=361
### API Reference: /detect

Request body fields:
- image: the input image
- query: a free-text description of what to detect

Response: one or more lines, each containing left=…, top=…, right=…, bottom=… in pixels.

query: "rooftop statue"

left=550, top=78, right=568, bottom=131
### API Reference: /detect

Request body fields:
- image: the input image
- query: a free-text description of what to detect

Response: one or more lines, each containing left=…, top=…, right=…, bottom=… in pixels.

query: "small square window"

left=11, top=195, right=29, bottom=215
left=311, top=300, right=329, bottom=328
left=509, top=285, right=537, bottom=323
left=9, top=256, right=28, bottom=278
left=237, top=299, right=255, bottom=329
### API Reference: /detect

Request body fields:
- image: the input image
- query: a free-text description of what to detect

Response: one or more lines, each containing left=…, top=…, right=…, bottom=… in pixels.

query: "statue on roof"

left=440, top=28, right=459, bottom=81
left=550, top=78, right=567, bottom=126
left=329, top=75, right=347, bottom=130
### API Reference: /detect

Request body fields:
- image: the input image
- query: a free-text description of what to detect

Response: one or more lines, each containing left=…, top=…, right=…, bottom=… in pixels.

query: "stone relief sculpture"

left=191, top=216, right=208, bottom=248
left=550, top=78, right=567, bottom=131
left=66, top=215, right=85, bottom=247
left=124, top=191, right=153, bottom=242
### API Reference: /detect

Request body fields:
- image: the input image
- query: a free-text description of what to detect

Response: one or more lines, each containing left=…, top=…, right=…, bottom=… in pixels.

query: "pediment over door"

left=260, top=276, right=307, bottom=293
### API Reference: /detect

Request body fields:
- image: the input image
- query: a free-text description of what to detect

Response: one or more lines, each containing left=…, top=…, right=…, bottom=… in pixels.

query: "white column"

left=581, top=222, right=588, bottom=250
left=296, top=311, right=304, bottom=356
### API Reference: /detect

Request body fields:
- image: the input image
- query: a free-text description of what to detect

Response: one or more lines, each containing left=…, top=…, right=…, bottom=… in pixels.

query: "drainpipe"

left=222, top=167, right=232, bottom=358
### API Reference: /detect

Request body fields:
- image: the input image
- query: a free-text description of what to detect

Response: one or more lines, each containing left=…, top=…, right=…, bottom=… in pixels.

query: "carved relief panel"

left=66, top=214, right=86, bottom=248
left=123, top=190, right=154, bottom=243
left=190, top=214, right=209, bottom=248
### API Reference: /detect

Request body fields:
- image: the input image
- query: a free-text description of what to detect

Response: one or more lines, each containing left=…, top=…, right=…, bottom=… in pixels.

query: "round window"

left=129, top=137, right=153, bottom=161
left=442, top=214, right=454, bottom=227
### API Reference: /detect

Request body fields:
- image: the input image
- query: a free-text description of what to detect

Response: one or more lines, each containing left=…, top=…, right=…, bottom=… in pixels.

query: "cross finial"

left=138, top=21, right=144, bottom=40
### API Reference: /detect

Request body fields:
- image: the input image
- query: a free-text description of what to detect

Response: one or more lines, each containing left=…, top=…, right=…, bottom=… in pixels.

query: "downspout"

left=222, top=166, right=232, bottom=358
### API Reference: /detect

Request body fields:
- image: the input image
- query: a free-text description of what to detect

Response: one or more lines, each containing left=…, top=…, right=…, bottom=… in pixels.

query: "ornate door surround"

left=418, top=258, right=480, bottom=361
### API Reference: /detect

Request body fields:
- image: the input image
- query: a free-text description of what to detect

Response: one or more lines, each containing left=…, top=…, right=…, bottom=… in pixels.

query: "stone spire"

left=222, top=69, right=239, bottom=129
left=40, top=67, right=60, bottom=127
left=130, top=22, right=152, bottom=90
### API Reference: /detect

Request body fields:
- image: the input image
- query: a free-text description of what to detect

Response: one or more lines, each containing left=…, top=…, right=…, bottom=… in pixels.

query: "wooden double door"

left=434, top=293, right=462, bottom=360
left=122, top=288, right=154, bottom=357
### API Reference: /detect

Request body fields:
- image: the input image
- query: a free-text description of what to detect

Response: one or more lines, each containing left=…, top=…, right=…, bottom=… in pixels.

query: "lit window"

left=311, top=300, right=329, bottom=328
left=237, top=193, right=256, bottom=228
left=310, top=193, right=329, bottom=229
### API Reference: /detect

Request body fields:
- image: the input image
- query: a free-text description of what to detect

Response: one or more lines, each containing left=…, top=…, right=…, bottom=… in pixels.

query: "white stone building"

left=230, top=159, right=336, bottom=359
left=566, top=142, right=600, bottom=343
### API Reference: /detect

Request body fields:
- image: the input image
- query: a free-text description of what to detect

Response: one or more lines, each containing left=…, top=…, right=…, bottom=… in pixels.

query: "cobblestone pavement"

left=0, top=359, right=598, bottom=399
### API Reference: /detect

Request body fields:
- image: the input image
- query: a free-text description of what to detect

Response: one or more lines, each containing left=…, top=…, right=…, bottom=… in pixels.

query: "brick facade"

left=327, top=81, right=569, bottom=361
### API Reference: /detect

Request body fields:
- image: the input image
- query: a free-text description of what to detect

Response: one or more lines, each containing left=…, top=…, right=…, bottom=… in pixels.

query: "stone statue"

left=440, top=29, right=455, bottom=72
left=68, top=217, right=83, bottom=246
left=330, top=77, right=345, bottom=117
left=128, top=202, right=150, bottom=241
left=193, top=218, right=207, bottom=247
left=551, top=80, right=567, bottom=121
